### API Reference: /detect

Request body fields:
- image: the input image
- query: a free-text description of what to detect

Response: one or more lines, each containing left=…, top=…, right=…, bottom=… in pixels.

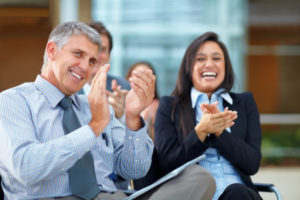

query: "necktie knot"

left=59, top=96, right=72, bottom=110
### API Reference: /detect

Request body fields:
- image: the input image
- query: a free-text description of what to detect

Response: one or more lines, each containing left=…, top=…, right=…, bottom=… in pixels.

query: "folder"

left=124, top=154, right=206, bottom=200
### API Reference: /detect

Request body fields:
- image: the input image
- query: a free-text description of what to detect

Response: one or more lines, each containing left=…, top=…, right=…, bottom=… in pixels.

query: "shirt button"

left=136, top=138, right=140, bottom=142
left=217, top=164, right=221, bottom=167
left=128, top=136, right=132, bottom=140
left=135, top=160, right=138, bottom=162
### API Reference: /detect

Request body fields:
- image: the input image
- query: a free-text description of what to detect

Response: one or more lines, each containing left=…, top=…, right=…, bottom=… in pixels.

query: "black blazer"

left=154, top=92, right=262, bottom=191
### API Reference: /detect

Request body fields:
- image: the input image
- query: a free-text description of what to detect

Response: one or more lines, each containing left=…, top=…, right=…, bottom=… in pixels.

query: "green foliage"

left=262, top=127, right=300, bottom=147
left=261, top=126, right=300, bottom=166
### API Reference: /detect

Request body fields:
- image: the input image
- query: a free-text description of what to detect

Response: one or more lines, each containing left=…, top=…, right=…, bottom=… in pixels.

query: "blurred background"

left=0, top=0, right=299, bottom=199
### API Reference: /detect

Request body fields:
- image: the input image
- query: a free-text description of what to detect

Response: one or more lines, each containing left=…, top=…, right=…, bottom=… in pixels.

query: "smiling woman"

left=192, top=41, right=225, bottom=98
left=154, top=32, right=263, bottom=200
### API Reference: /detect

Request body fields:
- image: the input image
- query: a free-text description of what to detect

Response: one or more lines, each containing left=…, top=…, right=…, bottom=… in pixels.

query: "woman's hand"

left=195, top=102, right=237, bottom=141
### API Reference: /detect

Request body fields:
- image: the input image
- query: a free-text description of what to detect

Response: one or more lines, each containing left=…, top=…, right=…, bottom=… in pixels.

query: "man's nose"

left=81, top=59, right=91, bottom=72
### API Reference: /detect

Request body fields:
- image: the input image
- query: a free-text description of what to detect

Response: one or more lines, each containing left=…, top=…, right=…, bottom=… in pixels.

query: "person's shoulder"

left=0, top=82, right=36, bottom=106
left=160, top=96, right=176, bottom=102
left=1, top=82, right=35, bottom=98
left=158, top=96, right=176, bottom=108
left=230, top=91, right=254, bottom=99
left=229, top=91, right=256, bottom=105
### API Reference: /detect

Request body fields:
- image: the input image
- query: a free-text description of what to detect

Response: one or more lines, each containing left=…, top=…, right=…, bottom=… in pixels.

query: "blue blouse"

left=191, top=87, right=243, bottom=200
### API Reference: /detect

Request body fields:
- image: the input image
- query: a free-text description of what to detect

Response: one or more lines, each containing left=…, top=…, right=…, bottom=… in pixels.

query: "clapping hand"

left=195, top=102, right=237, bottom=141
left=125, top=68, right=156, bottom=130
left=88, top=64, right=111, bottom=136
left=106, top=80, right=129, bottom=119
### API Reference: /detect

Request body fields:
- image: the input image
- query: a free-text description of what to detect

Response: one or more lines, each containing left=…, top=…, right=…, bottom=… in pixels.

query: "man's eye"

left=74, top=51, right=81, bottom=56
left=101, top=47, right=107, bottom=53
left=89, top=59, right=97, bottom=67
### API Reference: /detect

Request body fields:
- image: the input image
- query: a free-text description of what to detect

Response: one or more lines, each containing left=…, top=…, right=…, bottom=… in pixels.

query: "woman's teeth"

left=202, top=72, right=216, bottom=78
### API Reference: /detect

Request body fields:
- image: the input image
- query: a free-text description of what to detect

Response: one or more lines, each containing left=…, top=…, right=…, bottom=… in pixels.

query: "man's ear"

left=46, top=41, right=57, bottom=61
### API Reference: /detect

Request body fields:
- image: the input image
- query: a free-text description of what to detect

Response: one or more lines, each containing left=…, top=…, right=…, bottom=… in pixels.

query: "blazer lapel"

left=192, top=107, right=197, bottom=126
left=174, top=105, right=197, bottom=139
left=223, top=93, right=240, bottom=133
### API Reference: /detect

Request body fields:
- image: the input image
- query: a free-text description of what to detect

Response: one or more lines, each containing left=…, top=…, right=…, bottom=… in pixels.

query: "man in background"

left=85, top=21, right=132, bottom=189
left=80, top=21, right=130, bottom=122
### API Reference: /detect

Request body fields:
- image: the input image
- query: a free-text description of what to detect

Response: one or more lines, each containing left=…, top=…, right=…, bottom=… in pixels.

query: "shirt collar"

left=191, top=87, right=233, bottom=109
left=34, top=75, right=81, bottom=109
left=83, top=83, right=91, bottom=95
left=220, top=92, right=233, bottom=105
left=191, top=87, right=203, bottom=108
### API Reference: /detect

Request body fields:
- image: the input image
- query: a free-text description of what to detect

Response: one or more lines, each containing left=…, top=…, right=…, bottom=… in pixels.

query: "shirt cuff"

left=117, top=112, right=126, bottom=125
left=125, top=117, right=148, bottom=142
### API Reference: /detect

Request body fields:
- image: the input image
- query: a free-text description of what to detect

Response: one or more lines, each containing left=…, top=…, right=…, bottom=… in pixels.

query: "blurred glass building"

left=92, top=0, right=248, bottom=95
left=0, top=0, right=299, bottom=163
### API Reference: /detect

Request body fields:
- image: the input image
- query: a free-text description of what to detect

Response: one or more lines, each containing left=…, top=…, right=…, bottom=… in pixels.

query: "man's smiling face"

left=43, top=34, right=99, bottom=95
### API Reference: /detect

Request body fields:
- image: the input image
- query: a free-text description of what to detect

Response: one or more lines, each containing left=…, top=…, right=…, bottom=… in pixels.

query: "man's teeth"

left=71, top=72, right=82, bottom=80
left=202, top=72, right=216, bottom=77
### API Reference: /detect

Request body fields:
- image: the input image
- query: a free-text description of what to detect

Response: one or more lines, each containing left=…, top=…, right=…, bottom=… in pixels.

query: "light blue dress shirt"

left=191, top=87, right=243, bottom=200
left=82, top=83, right=126, bottom=125
left=0, top=75, right=153, bottom=200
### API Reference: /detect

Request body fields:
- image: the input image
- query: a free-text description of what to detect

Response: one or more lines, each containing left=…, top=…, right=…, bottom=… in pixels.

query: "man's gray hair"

left=41, top=21, right=102, bottom=71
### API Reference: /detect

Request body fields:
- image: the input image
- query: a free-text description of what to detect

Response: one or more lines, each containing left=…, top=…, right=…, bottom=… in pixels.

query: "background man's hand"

left=106, top=80, right=128, bottom=119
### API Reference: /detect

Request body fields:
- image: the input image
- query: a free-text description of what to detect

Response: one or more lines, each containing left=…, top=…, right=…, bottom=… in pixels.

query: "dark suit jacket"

left=154, top=92, right=262, bottom=191
left=78, top=74, right=130, bottom=95
left=106, top=74, right=130, bottom=92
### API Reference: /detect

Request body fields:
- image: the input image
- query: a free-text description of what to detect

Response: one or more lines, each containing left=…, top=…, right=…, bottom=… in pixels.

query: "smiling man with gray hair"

left=0, top=21, right=155, bottom=199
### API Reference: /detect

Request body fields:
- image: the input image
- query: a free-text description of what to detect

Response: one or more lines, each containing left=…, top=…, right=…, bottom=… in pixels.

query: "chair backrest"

left=0, top=176, right=3, bottom=199
left=254, top=183, right=282, bottom=200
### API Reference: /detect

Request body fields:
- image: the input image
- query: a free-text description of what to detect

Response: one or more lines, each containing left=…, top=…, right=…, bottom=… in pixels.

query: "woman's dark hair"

left=126, top=61, right=159, bottom=99
left=171, top=32, right=234, bottom=137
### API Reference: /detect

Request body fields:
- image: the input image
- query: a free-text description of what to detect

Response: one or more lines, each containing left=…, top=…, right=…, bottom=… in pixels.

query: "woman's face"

left=192, top=41, right=225, bottom=96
